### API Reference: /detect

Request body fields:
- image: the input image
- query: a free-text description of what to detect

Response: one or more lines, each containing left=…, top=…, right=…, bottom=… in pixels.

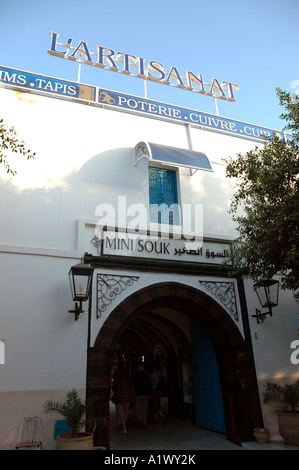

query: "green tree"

left=225, top=89, right=299, bottom=296
left=0, top=118, right=35, bottom=175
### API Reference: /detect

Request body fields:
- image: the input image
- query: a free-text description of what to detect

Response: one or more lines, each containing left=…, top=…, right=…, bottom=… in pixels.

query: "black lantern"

left=68, top=263, right=94, bottom=320
left=252, top=279, right=279, bottom=324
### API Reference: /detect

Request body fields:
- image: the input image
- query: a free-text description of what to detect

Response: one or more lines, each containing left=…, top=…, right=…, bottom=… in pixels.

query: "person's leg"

left=123, top=401, right=130, bottom=427
left=152, top=390, right=160, bottom=423
left=152, top=390, right=167, bottom=423
left=115, top=403, right=127, bottom=433
left=135, top=395, right=142, bottom=424
left=140, top=395, right=149, bottom=426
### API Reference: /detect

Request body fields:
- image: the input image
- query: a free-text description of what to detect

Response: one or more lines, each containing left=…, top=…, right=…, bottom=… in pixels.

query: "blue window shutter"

left=149, top=167, right=178, bottom=224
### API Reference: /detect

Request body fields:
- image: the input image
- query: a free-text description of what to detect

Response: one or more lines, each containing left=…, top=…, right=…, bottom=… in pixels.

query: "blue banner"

left=0, top=65, right=290, bottom=143
left=0, top=66, right=95, bottom=101
left=97, top=88, right=287, bottom=142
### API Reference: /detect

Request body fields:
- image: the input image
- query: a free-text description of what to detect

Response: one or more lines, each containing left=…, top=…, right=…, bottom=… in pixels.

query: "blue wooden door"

left=191, top=321, right=226, bottom=432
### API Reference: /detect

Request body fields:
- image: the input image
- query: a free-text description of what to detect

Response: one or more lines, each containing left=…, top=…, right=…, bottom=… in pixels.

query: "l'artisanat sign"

left=48, top=32, right=239, bottom=102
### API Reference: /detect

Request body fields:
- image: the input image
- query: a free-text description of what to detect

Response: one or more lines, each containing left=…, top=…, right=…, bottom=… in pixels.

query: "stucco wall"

left=0, top=86, right=298, bottom=449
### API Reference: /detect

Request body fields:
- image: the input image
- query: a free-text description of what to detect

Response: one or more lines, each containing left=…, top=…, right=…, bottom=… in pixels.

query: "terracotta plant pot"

left=56, top=432, right=94, bottom=450
left=253, top=428, right=270, bottom=443
left=278, top=412, right=299, bottom=446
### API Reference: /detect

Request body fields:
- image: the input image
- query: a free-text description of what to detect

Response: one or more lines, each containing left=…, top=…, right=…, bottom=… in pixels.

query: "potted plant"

left=263, top=378, right=299, bottom=446
left=253, top=427, right=270, bottom=443
left=43, top=388, right=94, bottom=450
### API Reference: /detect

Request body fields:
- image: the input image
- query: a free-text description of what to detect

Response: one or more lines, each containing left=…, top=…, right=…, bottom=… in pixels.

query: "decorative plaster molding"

left=97, top=273, right=139, bottom=317
left=199, top=281, right=238, bottom=321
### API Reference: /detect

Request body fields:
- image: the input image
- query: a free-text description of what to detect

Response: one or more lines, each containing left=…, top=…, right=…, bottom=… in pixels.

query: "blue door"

left=191, top=321, right=226, bottom=432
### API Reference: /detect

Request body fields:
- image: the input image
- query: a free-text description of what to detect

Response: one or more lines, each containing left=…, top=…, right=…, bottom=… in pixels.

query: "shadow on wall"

left=0, top=144, right=236, bottom=248
left=0, top=147, right=148, bottom=250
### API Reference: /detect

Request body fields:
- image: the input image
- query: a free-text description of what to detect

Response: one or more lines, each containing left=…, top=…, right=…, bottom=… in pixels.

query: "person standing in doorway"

left=112, top=363, right=135, bottom=434
left=132, top=363, right=152, bottom=429
left=151, top=362, right=167, bottom=424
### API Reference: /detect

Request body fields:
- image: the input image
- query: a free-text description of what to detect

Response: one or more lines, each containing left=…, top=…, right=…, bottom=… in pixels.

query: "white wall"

left=0, top=87, right=262, bottom=248
left=0, top=86, right=297, bottom=448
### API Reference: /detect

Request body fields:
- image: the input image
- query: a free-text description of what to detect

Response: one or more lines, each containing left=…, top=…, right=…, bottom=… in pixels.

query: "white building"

left=0, top=64, right=297, bottom=450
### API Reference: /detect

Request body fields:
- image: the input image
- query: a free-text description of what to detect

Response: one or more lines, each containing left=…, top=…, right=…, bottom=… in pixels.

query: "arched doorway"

left=86, top=282, right=263, bottom=448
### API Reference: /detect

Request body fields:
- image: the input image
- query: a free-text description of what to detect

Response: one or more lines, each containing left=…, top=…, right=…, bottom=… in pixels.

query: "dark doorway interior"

left=116, top=310, right=193, bottom=421
left=87, top=282, right=263, bottom=448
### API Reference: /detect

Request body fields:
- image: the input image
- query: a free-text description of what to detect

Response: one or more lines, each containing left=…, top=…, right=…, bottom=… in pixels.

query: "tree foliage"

left=225, top=89, right=299, bottom=295
left=0, top=118, right=35, bottom=175
left=263, top=378, right=299, bottom=413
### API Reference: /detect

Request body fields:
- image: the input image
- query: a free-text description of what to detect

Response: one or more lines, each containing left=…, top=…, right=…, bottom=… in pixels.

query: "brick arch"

left=95, top=281, right=243, bottom=346
left=87, top=281, right=262, bottom=447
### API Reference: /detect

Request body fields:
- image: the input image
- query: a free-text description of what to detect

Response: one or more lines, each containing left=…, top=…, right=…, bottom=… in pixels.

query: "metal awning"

left=134, top=142, right=212, bottom=174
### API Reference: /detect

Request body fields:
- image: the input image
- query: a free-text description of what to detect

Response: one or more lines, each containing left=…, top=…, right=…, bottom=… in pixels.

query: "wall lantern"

left=252, top=279, right=279, bottom=324
left=68, top=263, right=94, bottom=321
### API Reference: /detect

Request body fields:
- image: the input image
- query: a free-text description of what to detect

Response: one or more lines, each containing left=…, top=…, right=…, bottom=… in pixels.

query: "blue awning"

left=135, top=142, right=212, bottom=172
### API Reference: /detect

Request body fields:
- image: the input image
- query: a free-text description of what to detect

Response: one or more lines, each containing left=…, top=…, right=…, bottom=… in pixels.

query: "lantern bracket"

left=69, top=301, right=84, bottom=321
left=252, top=279, right=279, bottom=325
left=252, top=308, right=272, bottom=324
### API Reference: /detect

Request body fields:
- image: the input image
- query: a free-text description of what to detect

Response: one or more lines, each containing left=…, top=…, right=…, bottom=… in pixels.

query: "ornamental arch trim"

left=91, top=281, right=247, bottom=383
left=95, top=273, right=239, bottom=322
